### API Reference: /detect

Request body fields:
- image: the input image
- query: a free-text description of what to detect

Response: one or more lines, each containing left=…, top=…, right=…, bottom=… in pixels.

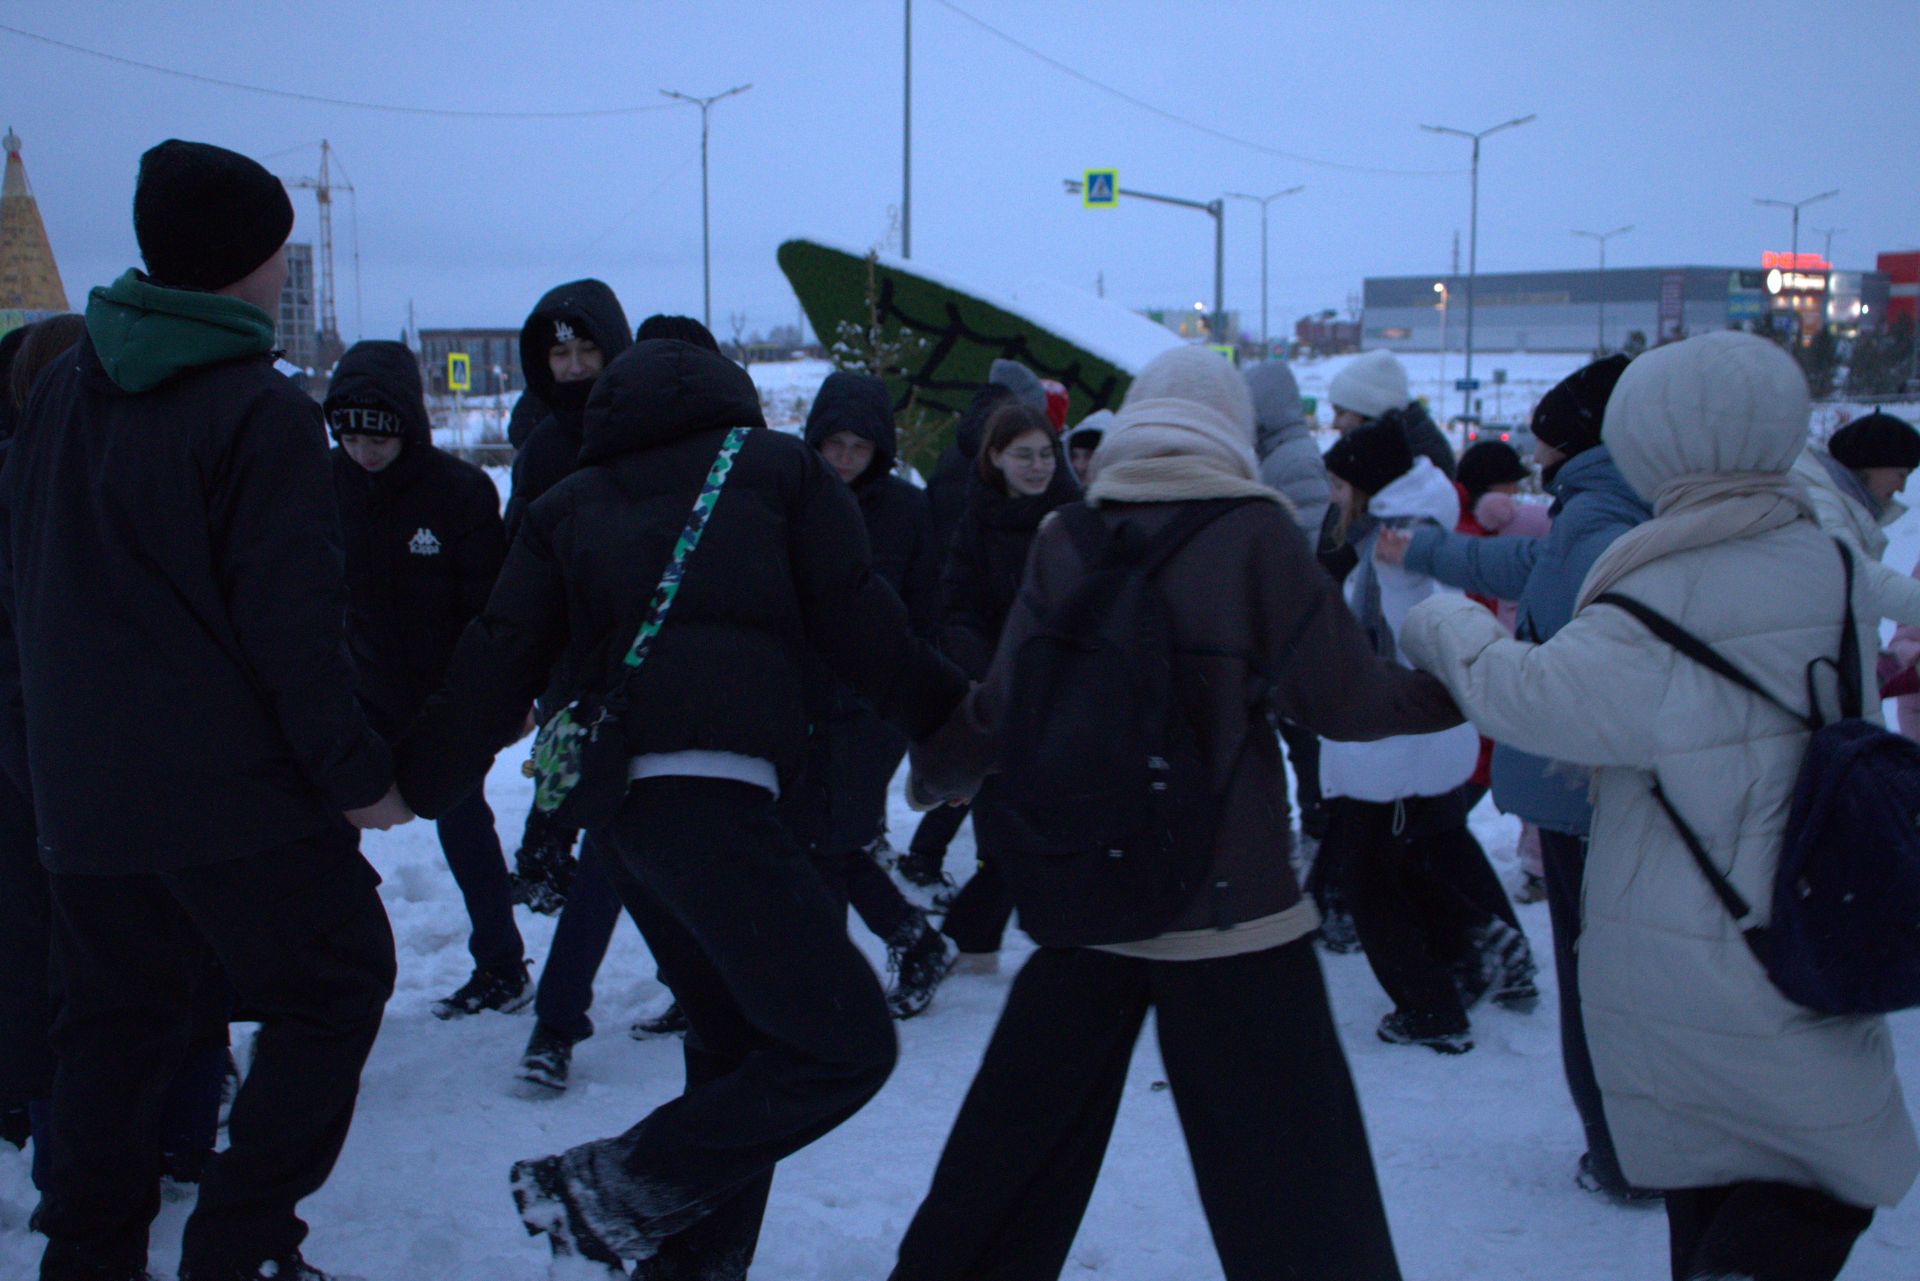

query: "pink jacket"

left=1472, top=492, right=1553, bottom=634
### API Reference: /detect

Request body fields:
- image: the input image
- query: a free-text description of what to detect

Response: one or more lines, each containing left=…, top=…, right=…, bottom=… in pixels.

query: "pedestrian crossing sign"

left=447, top=352, right=471, bottom=392
left=1083, top=169, right=1118, bottom=208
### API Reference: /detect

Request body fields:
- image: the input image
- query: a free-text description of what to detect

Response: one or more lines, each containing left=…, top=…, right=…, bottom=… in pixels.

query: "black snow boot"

left=1377, top=1009, right=1473, bottom=1055
left=433, top=960, right=533, bottom=1020
left=510, top=1155, right=631, bottom=1278
left=1456, top=919, right=1540, bottom=1013
left=516, top=1023, right=575, bottom=1097
left=511, top=811, right=580, bottom=916
left=179, top=1248, right=362, bottom=1280
left=627, top=1001, right=688, bottom=1040
left=886, top=917, right=953, bottom=1020
left=893, top=846, right=947, bottom=890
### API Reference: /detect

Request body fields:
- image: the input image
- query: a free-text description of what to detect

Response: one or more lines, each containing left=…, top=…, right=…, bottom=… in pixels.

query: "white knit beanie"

left=1327, top=350, right=1411, bottom=420
left=1096, top=345, right=1259, bottom=479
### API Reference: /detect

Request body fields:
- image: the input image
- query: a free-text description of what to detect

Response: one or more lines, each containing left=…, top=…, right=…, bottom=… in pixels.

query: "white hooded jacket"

left=1790, top=444, right=1920, bottom=625
left=1320, top=457, right=1481, bottom=802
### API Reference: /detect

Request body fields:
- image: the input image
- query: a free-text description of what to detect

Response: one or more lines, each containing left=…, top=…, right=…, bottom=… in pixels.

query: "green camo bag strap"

left=530, top=425, right=751, bottom=820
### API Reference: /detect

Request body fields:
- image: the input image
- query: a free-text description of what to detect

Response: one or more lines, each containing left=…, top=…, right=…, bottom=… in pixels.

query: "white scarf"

left=1086, top=454, right=1289, bottom=512
left=1576, top=470, right=1812, bottom=611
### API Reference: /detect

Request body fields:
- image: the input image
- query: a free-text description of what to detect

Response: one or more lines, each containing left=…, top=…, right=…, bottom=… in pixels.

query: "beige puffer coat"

left=1401, top=333, right=1919, bottom=1207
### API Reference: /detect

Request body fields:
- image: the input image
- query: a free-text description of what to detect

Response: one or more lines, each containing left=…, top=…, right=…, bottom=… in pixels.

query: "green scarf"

left=84, top=270, right=276, bottom=393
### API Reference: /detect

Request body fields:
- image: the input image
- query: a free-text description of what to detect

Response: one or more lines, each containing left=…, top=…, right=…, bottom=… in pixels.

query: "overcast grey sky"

left=7, top=1, right=1918, bottom=343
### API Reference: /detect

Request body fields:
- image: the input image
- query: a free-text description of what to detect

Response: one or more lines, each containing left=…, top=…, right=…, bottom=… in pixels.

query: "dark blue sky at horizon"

left=7, top=0, right=1917, bottom=344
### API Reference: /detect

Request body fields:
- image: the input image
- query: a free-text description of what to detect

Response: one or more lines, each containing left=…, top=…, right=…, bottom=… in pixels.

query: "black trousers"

left=1535, top=828, right=1641, bottom=1195
left=37, top=829, right=394, bottom=1281
left=941, top=784, right=1016, bottom=955
left=891, top=940, right=1402, bottom=1281
left=0, top=766, right=49, bottom=1112
left=1666, top=1181, right=1873, bottom=1281
left=436, top=787, right=522, bottom=974
left=532, top=834, right=626, bottom=1043
left=819, top=712, right=918, bottom=944
left=908, top=798, right=971, bottom=863
left=1334, top=795, right=1517, bottom=1028
left=562, top=778, right=896, bottom=1275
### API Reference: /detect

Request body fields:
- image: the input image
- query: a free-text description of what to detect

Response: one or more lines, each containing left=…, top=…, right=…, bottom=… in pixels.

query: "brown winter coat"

left=915, top=492, right=1463, bottom=938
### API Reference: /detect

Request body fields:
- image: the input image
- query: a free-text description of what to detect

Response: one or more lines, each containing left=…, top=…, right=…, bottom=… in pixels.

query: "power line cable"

left=0, top=23, right=681, bottom=119
left=934, top=0, right=1462, bottom=178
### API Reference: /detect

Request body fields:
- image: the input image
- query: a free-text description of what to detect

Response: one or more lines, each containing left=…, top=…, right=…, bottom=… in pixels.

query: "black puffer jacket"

left=505, top=280, right=632, bottom=540
left=803, top=371, right=939, bottom=637
left=397, top=340, right=967, bottom=819
left=2, top=335, right=388, bottom=873
left=506, top=387, right=548, bottom=451
left=925, top=383, right=1016, bottom=561
left=328, top=341, right=506, bottom=738
left=940, top=448, right=1080, bottom=680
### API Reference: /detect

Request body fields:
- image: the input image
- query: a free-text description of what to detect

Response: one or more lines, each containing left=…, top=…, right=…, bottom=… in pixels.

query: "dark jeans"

left=891, top=940, right=1401, bottom=1281
left=556, top=778, right=896, bottom=1274
left=0, top=766, right=50, bottom=1111
left=533, top=834, right=625, bottom=1043
left=438, top=787, right=523, bottom=973
left=1666, top=1181, right=1873, bottom=1281
left=908, top=799, right=971, bottom=866
left=806, top=711, right=919, bottom=945
left=1335, top=795, right=1518, bottom=1028
left=941, top=785, right=1015, bottom=955
left=38, top=830, right=394, bottom=1281
left=1536, top=828, right=1638, bottom=1195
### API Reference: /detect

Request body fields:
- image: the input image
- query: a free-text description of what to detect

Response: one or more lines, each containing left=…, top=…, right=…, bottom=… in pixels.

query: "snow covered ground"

left=5, top=369, right=1920, bottom=1280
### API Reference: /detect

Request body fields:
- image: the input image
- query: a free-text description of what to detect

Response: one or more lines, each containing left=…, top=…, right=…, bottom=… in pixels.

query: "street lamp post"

left=1433, top=282, right=1449, bottom=407
left=1754, top=189, right=1838, bottom=267
left=1064, top=178, right=1227, bottom=339
left=1811, top=226, right=1845, bottom=265
left=1226, top=186, right=1305, bottom=358
left=902, top=0, right=912, bottom=257
left=1422, top=114, right=1536, bottom=420
left=1572, top=224, right=1633, bottom=354
left=662, top=83, right=753, bottom=329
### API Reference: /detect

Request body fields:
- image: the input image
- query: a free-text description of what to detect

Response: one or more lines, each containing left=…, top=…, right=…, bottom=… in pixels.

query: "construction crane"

left=282, top=140, right=356, bottom=365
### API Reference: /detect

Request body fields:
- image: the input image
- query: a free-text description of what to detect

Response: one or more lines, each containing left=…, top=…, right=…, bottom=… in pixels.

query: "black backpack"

left=985, top=499, right=1256, bottom=948
left=1597, top=540, right=1920, bottom=1015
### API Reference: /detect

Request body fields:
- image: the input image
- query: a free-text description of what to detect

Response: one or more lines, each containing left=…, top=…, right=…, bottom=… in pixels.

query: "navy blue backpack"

left=1598, top=540, right=1920, bottom=1015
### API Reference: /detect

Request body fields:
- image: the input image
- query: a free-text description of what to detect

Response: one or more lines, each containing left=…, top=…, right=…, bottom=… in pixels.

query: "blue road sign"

left=1454, top=378, right=1481, bottom=391
left=1083, top=169, right=1118, bottom=208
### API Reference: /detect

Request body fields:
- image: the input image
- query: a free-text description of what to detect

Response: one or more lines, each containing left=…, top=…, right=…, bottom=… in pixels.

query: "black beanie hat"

left=1457, top=440, right=1532, bottom=502
left=134, top=140, right=295, bottom=291
left=635, top=314, right=721, bottom=353
left=1829, top=411, right=1920, bottom=472
left=1532, top=354, right=1629, bottom=456
left=1325, top=418, right=1415, bottom=496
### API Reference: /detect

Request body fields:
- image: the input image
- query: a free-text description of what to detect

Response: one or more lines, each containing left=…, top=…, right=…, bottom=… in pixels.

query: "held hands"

left=345, top=784, right=415, bottom=831
left=1374, top=528, right=1412, bottom=566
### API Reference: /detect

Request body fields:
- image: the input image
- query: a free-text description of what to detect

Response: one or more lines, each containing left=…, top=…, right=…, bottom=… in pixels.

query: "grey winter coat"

left=1245, top=362, right=1328, bottom=540
left=1401, top=445, right=1651, bottom=833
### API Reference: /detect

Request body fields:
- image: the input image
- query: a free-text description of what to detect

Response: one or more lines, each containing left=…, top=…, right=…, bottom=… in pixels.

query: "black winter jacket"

left=327, top=342, right=506, bottom=737
left=397, top=340, right=967, bottom=819
left=925, top=383, right=1016, bottom=562
left=506, top=387, right=548, bottom=451
left=940, top=453, right=1080, bottom=680
left=1, top=336, right=389, bottom=873
left=803, top=371, right=940, bottom=638
left=504, top=280, right=632, bottom=540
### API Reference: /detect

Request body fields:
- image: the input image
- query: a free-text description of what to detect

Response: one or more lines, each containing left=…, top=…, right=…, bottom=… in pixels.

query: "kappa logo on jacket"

left=408, top=528, right=442, bottom=557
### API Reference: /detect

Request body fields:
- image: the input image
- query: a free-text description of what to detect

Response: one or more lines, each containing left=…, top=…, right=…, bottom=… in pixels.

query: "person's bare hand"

left=1375, top=528, right=1412, bottom=566
left=346, top=785, right=414, bottom=831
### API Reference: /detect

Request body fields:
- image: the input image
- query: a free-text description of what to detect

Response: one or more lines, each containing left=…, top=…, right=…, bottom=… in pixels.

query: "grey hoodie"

left=1244, top=361, right=1329, bottom=540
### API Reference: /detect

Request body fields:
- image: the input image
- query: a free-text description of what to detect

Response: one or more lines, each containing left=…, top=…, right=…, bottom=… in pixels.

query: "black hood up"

left=324, top=340, right=431, bottom=449
left=518, top=278, right=634, bottom=410
left=952, top=382, right=1015, bottom=462
left=803, top=371, right=896, bottom=484
left=579, top=339, right=766, bottom=464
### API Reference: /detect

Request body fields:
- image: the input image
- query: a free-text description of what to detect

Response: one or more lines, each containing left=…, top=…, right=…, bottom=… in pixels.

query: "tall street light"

left=1433, top=281, right=1449, bottom=406
left=902, top=0, right=912, bottom=257
left=1064, top=177, right=1226, bottom=339
left=1422, top=114, right=1536, bottom=420
left=1226, top=186, right=1305, bottom=357
left=1811, top=226, right=1845, bottom=265
left=1754, top=189, right=1838, bottom=266
left=1572, top=224, right=1633, bottom=354
left=662, top=83, right=753, bottom=329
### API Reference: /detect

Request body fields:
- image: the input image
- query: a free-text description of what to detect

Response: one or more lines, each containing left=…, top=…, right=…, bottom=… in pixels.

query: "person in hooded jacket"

left=502, top=281, right=635, bottom=916
left=1063, top=409, right=1111, bottom=487
left=1378, top=353, right=1655, bottom=1196
left=893, top=345, right=1465, bottom=1281
left=1246, top=360, right=1335, bottom=848
left=505, top=386, right=549, bottom=454
left=326, top=340, right=522, bottom=1021
left=4, top=139, right=406, bottom=1281
left=395, top=336, right=966, bottom=1278
left=1316, top=351, right=1455, bottom=583
left=797, top=371, right=953, bottom=1017
left=1401, top=331, right=1918, bottom=1281
left=1318, top=421, right=1535, bottom=1054
left=936, top=401, right=1081, bottom=966
left=1790, top=410, right=1920, bottom=625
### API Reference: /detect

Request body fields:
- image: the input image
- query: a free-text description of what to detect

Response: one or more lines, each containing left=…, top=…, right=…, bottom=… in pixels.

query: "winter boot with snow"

left=893, top=846, right=947, bottom=890
left=510, top=1154, right=632, bottom=1279
left=179, top=1248, right=364, bottom=1280
left=1513, top=871, right=1548, bottom=904
left=1376, top=1009, right=1473, bottom=1055
left=511, top=814, right=580, bottom=916
left=886, top=917, right=954, bottom=1020
left=432, top=960, right=533, bottom=1020
left=516, top=1024, right=576, bottom=1098
left=1478, top=920, right=1541, bottom=1013
left=627, top=1001, right=688, bottom=1040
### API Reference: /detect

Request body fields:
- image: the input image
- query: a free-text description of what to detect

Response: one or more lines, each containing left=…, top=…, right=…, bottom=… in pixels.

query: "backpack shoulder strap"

left=1831, top=539, right=1864, bottom=722
left=1593, top=590, right=1818, bottom=732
